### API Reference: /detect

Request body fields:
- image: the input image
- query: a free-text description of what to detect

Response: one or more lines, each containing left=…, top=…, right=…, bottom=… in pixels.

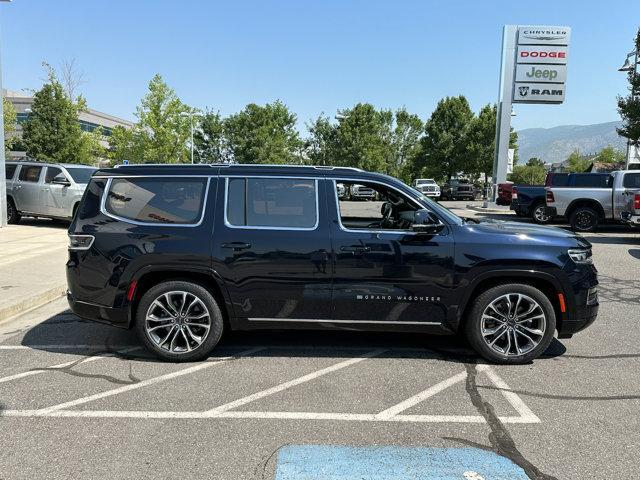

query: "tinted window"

left=549, top=173, right=570, bottom=187
left=45, top=167, right=63, bottom=183
left=66, top=167, right=96, bottom=184
left=5, top=164, right=16, bottom=179
left=226, top=177, right=317, bottom=228
left=623, top=173, right=640, bottom=188
left=573, top=174, right=611, bottom=188
left=18, top=165, right=42, bottom=182
left=105, top=177, right=207, bottom=224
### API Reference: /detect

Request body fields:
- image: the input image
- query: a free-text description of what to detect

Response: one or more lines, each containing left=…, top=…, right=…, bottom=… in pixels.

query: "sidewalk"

left=0, top=220, right=69, bottom=323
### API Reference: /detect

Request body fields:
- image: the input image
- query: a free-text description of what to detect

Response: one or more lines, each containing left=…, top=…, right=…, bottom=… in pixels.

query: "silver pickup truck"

left=546, top=170, right=640, bottom=232
left=5, top=161, right=96, bottom=224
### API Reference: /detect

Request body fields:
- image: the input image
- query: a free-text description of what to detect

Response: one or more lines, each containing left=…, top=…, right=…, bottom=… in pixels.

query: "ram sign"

left=512, top=25, right=570, bottom=104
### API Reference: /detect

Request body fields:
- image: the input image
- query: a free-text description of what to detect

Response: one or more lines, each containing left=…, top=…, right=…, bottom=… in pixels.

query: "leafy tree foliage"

left=508, top=158, right=547, bottom=185
left=110, top=74, right=190, bottom=164
left=306, top=114, right=337, bottom=166
left=414, top=96, right=474, bottom=181
left=22, top=71, right=97, bottom=165
left=3, top=98, right=17, bottom=156
left=594, top=145, right=625, bottom=164
left=564, top=149, right=591, bottom=172
left=223, top=100, right=301, bottom=164
left=194, top=110, right=227, bottom=163
left=617, top=29, right=640, bottom=147
left=387, top=108, right=423, bottom=181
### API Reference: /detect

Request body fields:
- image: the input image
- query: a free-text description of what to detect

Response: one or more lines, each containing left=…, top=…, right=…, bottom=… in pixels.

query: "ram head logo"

left=518, top=86, right=529, bottom=97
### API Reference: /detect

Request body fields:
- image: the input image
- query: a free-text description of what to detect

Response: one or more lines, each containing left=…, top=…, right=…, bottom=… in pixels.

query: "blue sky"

left=1, top=0, right=637, bottom=132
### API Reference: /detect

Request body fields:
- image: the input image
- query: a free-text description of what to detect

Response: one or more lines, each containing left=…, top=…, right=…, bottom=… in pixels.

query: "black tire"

left=569, top=207, right=599, bottom=232
left=464, top=283, right=556, bottom=364
left=135, top=280, right=224, bottom=362
left=531, top=203, right=552, bottom=225
left=6, top=198, right=21, bottom=224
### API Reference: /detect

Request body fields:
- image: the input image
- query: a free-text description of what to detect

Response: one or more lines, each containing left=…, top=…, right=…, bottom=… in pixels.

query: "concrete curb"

left=466, top=204, right=514, bottom=214
left=0, top=285, right=67, bottom=325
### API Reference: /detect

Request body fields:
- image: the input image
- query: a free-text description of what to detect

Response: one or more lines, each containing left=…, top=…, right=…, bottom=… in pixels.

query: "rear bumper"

left=67, top=290, right=130, bottom=328
left=510, top=201, right=529, bottom=215
left=620, top=212, right=640, bottom=225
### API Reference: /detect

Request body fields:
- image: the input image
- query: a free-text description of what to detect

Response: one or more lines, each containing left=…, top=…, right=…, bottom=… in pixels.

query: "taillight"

left=511, top=187, right=518, bottom=200
left=68, top=234, right=94, bottom=251
left=634, top=193, right=640, bottom=210
left=546, top=190, right=555, bottom=203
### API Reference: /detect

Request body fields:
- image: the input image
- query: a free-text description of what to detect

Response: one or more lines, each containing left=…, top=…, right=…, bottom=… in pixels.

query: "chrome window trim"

left=100, top=177, right=211, bottom=227
left=248, top=317, right=442, bottom=326
left=223, top=176, right=320, bottom=231
left=331, top=178, right=444, bottom=236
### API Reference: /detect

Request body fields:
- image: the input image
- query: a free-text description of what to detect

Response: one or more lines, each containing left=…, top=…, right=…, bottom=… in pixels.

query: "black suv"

left=440, top=179, right=475, bottom=201
left=67, top=164, right=598, bottom=364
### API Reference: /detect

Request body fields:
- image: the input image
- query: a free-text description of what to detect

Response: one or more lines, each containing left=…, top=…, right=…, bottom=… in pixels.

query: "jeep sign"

left=515, top=64, right=567, bottom=83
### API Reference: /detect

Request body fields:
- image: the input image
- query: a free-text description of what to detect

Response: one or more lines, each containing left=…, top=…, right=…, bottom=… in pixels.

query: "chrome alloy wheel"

left=145, top=291, right=211, bottom=354
left=480, top=293, right=546, bottom=357
left=533, top=205, right=550, bottom=223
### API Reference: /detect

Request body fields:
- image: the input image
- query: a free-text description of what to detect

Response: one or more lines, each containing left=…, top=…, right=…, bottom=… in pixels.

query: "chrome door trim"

left=248, top=317, right=442, bottom=326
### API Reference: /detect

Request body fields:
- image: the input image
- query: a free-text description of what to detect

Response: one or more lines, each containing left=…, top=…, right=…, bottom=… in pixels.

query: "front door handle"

left=221, top=242, right=252, bottom=251
left=340, top=245, right=371, bottom=254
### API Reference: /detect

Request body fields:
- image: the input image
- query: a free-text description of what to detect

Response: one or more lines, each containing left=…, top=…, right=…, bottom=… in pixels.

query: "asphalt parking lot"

left=1, top=202, right=639, bottom=480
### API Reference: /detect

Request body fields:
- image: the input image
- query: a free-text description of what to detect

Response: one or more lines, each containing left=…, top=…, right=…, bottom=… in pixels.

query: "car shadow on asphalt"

left=17, top=309, right=567, bottom=364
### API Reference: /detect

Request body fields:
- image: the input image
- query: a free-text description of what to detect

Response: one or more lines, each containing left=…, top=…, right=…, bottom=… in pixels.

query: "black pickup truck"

left=510, top=186, right=550, bottom=224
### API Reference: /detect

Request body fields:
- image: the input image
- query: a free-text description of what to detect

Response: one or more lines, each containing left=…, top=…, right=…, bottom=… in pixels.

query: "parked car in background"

left=5, top=161, right=97, bottom=224
left=440, top=179, right=475, bottom=201
left=497, top=182, right=514, bottom=205
left=67, top=163, right=598, bottom=364
left=413, top=178, right=441, bottom=198
left=336, top=182, right=347, bottom=199
left=546, top=171, right=640, bottom=232
left=349, top=183, right=376, bottom=200
left=511, top=186, right=551, bottom=224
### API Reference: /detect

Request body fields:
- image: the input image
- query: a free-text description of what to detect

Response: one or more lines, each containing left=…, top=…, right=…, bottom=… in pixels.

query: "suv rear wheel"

left=136, top=281, right=224, bottom=362
left=569, top=207, right=599, bottom=232
left=6, top=198, right=21, bottom=224
left=531, top=203, right=551, bottom=224
left=465, top=283, right=556, bottom=364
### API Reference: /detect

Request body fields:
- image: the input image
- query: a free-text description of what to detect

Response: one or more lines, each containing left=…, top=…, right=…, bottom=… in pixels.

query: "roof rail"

left=113, top=163, right=365, bottom=172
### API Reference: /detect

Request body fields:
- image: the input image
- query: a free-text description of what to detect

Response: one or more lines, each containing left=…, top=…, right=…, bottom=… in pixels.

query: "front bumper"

left=67, top=290, right=130, bottom=328
left=558, top=265, right=599, bottom=336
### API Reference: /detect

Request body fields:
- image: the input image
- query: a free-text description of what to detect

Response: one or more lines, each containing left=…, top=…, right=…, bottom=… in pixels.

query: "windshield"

left=65, top=167, right=97, bottom=184
left=405, top=185, right=464, bottom=225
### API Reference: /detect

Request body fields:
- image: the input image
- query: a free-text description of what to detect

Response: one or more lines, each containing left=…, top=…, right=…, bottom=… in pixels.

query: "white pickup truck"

left=545, top=170, right=640, bottom=232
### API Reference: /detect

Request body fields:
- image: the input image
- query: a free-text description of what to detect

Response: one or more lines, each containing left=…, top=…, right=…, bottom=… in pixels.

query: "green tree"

left=508, top=163, right=546, bottom=185
left=224, top=100, right=301, bottom=164
left=594, top=145, right=625, bottom=164
left=22, top=71, right=94, bottom=164
left=617, top=29, right=640, bottom=149
left=388, top=108, right=423, bottom=181
left=526, top=157, right=545, bottom=167
left=110, top=74, right=190, bottom=164
left=306, top=114, right=337, bottom=166
left=3, top=98, right=17, bottom=156
left=194, top=110, right=227, bottom=163
left=564, top=149, right=591, bottom=172
left=331, top=103, right=392, bottom=172
left=415, top=95, right=474, bottom=181
left=464, top=104, right=496, bottom=190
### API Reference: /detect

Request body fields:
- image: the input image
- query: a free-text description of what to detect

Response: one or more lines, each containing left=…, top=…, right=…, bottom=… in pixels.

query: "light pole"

left=618, top=50, right=639, bottom=169
left=0, top=1, right=13, bottom=228
left=180, top=111, right=199, bottom=164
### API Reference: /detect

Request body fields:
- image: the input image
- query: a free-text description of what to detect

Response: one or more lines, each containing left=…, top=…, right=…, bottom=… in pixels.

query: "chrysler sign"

left=512, top=25, right=570, bottom=104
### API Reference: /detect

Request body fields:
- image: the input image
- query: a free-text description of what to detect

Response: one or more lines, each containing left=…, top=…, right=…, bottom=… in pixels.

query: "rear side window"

left=572, top=174, right=611, bottom=188
left=226, top=177, right=317, bottom=229
left=5, top=164, right=16, bottom=179
left=104, top=177, right=207, bottom=224
left=623, top=173, right=640, bottom=188
left=18, top=165, right=42, bottom=182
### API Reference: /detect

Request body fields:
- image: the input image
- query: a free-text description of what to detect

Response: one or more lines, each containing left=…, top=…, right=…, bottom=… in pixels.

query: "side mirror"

left=52, top=175, right=71, bottom=186
left=411, top=209, right=444, bottom=234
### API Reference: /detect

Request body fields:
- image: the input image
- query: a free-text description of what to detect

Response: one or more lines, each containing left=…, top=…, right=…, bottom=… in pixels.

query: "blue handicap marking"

left=274, top=445, right=528, bottom=480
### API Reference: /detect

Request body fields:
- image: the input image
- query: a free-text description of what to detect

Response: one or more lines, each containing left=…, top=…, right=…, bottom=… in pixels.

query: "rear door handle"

left=221, top=242, right=251, bottom=251
left=340, top=246, right=370, bottom=254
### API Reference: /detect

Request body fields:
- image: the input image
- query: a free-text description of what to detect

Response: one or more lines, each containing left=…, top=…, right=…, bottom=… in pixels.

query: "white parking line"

left=33, top=346, right=265, bottom=415
left=0, top=345, right=139, bottom=350
left=205, top=348, right=387, bottom=415
left=0, top=347, right=142, bottom=384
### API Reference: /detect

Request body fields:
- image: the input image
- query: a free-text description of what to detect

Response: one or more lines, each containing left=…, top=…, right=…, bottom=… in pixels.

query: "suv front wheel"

left=136, top=281, right=224, bottom=362
left=465, top=284, right=556, bottom=364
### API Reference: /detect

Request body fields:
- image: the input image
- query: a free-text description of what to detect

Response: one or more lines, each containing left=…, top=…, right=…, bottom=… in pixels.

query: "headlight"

left=568, top=248, right=593, bottom=264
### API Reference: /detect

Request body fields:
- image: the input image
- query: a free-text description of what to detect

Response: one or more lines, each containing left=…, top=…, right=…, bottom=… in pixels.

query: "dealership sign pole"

left=492, top=25, right=571, bottom=203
